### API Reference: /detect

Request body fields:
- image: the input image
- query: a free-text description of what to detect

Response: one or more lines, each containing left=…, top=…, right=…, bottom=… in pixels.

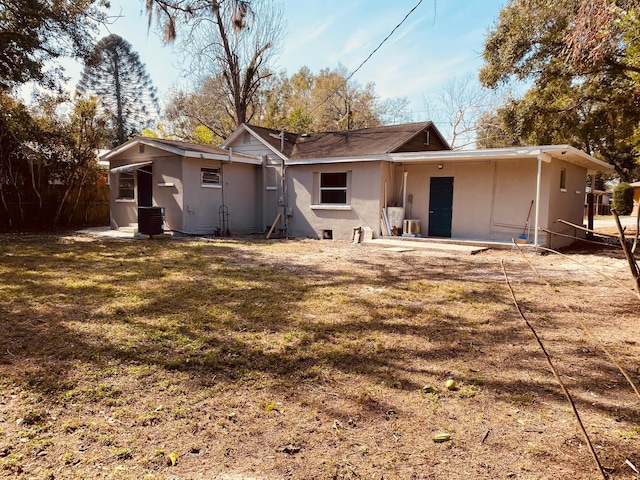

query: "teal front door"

left=428, top=177, right=453, bottom=237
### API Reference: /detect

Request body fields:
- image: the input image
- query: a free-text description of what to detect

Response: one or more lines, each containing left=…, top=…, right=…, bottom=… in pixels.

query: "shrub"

left=612, top=182, right=634, bottom=215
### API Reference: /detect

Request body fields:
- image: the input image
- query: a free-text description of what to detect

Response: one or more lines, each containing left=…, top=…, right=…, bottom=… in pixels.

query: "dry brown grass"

left=0, top=233, right=639, bottom=479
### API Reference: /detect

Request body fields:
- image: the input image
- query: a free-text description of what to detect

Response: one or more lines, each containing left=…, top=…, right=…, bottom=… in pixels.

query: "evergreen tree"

left=77, top=34, right=159, bottom=147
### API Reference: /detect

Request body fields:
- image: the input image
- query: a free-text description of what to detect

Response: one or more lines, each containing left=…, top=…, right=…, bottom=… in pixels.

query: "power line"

left=308, top=0, right=425, bottom=120
left=348, top=0, right=424, bottom=83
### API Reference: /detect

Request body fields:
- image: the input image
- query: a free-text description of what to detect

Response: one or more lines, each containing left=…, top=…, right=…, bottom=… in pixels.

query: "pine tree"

left=77, top=34, right=159, bottom=147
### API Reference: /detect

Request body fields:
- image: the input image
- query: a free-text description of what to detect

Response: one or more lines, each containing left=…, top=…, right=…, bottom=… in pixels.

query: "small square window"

left=201, top=167, right=221, bottom=186
left=118, top=172, right=134, bottom=199
left=320, top=172, right=348, bottom=204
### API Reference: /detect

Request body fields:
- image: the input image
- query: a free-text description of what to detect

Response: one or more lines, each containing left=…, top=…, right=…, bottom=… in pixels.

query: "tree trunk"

left=7, top=158, right=24, bottom=225
left=67, top=168, right=89, bottom=225
left=0, top=182, right=11, bottom=228
left=27, top=157, right=44, bottom=224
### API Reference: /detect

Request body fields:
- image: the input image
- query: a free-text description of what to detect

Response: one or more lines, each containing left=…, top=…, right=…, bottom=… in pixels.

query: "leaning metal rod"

left=611, top=208, right=640, bottom=298
left=534, top=243, right=640, bottom=300
left=540, top=228, right=621, bottom=249
left=514, top=241, right=640, bottom=401
left=500, top=260, right=607, bottom=480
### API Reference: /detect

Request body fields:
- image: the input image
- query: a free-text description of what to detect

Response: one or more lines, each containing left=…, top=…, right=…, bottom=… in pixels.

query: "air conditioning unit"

left=403, top=219, right=421, bottom=236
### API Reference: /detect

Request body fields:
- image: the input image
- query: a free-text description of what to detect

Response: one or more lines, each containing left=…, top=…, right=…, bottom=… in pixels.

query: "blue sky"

left=67, top=0, right=506, bottom=121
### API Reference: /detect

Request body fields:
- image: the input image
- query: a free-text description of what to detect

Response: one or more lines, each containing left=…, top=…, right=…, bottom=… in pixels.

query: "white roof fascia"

left=388, top=147, right=549, bottom=163
left=181, top=150, right=262, bottom=164
left=220, top=124, right=249, bottom=148
left=541, top=145, right=614, bottom=171
left=223, top=124, right=290, bottom=162
left=286, top=154, right=388, bottom=166
left=389, top=145, right=614, bottom=172
left=100, top=140, right=139, bottom=161
left=101, top=137, right=261, bottom=165
left=102, top=138, right=190, bottom=162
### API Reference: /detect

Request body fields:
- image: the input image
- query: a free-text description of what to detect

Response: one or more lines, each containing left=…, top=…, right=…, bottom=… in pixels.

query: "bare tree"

left=424, top=74, right=504, bottom=149
left=156, top=0, right=284, bottom=135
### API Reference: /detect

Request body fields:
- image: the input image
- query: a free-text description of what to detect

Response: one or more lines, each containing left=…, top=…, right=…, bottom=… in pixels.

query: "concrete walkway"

left=363, top=238, right=491, bottom=255
left=74, top=226, right=165, bottom=240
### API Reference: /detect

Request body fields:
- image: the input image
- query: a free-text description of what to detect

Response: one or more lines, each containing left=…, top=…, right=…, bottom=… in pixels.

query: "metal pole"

left=534, top=154, right=542, bottom=247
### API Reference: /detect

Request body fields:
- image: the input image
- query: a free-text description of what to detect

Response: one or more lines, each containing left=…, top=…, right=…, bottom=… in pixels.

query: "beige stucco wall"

left=110, top=145, right=262, bottom=235
left=109, top=145, right=181, bottom=230
left=287, top=161, right=383, bottom=241
left=396, top=158, right=587, bottom=247
left=226, top=132, right=285, bottom=233
left=282, top=156, right=589, bottom=246
left=546, top=158, right=589, bottom=248
left=397, top=161, right=536, bottom=241
left=181, top=159, right=260, bottom=235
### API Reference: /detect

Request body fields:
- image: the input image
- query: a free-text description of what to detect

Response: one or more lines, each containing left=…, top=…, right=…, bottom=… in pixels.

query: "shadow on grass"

left=0, top=234, right=638, bottom=425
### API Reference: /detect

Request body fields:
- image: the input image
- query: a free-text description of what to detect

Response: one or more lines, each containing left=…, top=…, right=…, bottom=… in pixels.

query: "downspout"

left=402, top=171, right=408, bottom=209
left=261, top=155, right=268, bottom=232
left=282, top=159, right=288, bottom=234
left=535, top=153, right=543, bottom=248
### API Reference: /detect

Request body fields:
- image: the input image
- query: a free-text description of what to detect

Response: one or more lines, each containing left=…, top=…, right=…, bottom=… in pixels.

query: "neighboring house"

left=223, top=122, right=613, bottom=248
left=103, top=122, right=614, bottom=248
left=585, top=188, right=611, bottom=216
left=103, top=137, right=262, bottom=235
left=631, top=181, right=640, bottom=216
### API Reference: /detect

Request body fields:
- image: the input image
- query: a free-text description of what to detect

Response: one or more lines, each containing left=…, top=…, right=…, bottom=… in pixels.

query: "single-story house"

left=222, top=122, right=613, bottom=248
left=104, top=137, right=263, bottom=235
left=103, top=122, right=614, bottom=247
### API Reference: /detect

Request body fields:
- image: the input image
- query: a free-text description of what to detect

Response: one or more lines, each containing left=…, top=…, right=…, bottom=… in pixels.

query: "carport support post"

left=534, top=154, right=542, bottom=248
left=587, top=192, right=594, bottom=240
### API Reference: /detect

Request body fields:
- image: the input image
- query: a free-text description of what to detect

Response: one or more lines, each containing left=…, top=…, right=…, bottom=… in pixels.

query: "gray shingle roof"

left=247, top=122, right=448, bottom=159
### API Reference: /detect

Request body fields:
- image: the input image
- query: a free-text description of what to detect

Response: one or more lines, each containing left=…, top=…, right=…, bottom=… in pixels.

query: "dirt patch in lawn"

left=0, top=234, right=638, bottom=479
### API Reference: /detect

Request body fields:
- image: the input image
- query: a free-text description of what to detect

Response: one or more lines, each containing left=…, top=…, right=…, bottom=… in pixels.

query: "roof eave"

left=389, top=145, right=615, bottom=171
left=102, top=137, right=261, bottom=165
left=543, top=145, right=614, bottom=172
left=286, top=154, right=388, bottom=165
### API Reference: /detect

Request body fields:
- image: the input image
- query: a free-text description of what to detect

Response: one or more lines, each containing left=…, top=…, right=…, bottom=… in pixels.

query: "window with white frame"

left=320, top=172, right=348, bottom=204
left=201, top=167, right=221, bottom=187
left=118, top=172, right=134, bottom=199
